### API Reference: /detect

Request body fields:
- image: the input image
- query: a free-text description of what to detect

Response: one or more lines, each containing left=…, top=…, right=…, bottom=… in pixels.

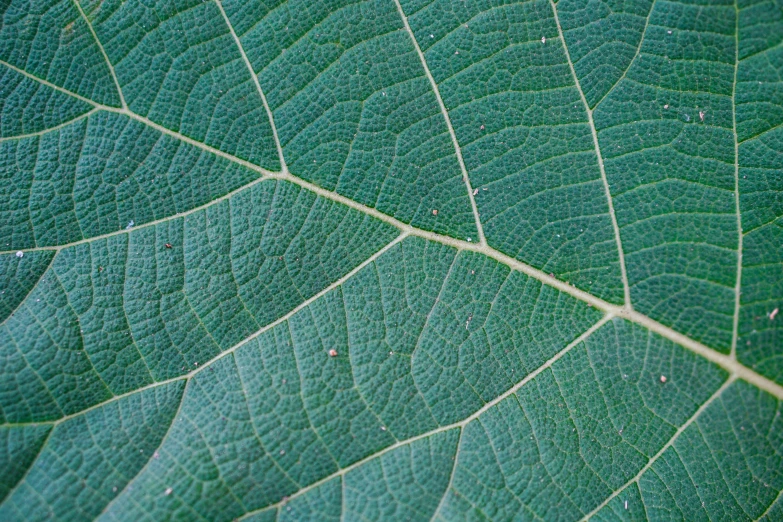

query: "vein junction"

left=0, top=54, right=780, bottom=401
left=5, top=2, right=783, bottom=518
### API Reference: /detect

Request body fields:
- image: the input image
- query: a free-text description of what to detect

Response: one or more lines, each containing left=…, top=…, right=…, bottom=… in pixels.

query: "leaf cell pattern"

left=1, top=0, right=782, bottom=520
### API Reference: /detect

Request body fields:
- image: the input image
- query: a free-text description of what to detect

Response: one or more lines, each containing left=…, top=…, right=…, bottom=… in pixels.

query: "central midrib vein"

left=0, top=55, right=780, bottom=402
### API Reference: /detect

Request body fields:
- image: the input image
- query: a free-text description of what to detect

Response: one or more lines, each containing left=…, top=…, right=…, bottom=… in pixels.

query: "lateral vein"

left=0, top=59, right=99, bottom=106
left=730, top=0, right=743, bottom=360
left=70, top=0, right=127, bottom=109
left=548, top=0, right=632, bottom=308
left=214, top=0, right=288, bottom=172
left=237, top=313, right=611, bottom=521
left=0, top=108, right=99, bottom=143
left=392, top=0, right=487, bottom=247
left=0, top=250, right=57, bottom=330
left=580, top=375, right=737, bottom=521
left=95, top=380, right=190, bottom=519
left=430, top=426, right=463, bottom=522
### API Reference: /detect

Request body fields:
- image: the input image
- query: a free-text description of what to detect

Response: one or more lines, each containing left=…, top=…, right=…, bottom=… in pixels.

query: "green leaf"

left=1, top=0, right=782, bottom=519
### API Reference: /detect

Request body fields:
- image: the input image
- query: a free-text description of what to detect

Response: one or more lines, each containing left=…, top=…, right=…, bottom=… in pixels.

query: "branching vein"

left=549, top=0, right=632, bottom=308
left=236, top=313, right=613, bottom=521
left=392, top=0, right=487, bottom=247
left=730, top=0, right=743, bottom=360
left=580, top=375, right=737, bottom=520
left=590, top=0, right=656, bottom=110
left=214, top=0, right=288, bottom=172
left=1, top=54, right=782, bottom=405
left=70, top=0, right=126, bottom=109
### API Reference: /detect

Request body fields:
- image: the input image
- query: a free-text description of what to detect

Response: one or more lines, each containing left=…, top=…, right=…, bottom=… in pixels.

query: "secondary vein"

left=70, top=0, right=127, bottom=110
left=214, top=0, right=288, bottom=172
left=579, top=375, right=737, bottom=521
left=730, top=0, right=743, bottom=360
left=548, top=0, right=632, bottom=308
left=392, top=0, right=487, bottom=247
left=237, top=312, right=612, bottom=521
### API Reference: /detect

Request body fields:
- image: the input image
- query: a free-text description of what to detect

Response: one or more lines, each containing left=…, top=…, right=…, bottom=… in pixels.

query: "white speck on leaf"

left=328, top=349, right=338, bottom=357
left=164, top=487, right=173, bottom=496
left=125, top=220, right=134, bottom=230
left=660, top=375, right=667, bottom=383
left=15, top=251, right=23, bottom=258
left=770, top=308, right=779, bottom=320
left=699, top=111, right=705, bottom=121
left=541, top=36, right=546, bottom=43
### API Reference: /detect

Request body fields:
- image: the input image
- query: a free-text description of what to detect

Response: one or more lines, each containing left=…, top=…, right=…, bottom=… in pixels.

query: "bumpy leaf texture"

left=1, top=0, right=782, bottom=520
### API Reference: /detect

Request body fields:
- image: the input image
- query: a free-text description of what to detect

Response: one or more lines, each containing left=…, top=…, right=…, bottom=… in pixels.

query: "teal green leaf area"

left=1, top=0, right=783, bottom=520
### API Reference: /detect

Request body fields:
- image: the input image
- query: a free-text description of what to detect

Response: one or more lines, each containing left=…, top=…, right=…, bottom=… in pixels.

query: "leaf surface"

left=1, top=0, right=782, bottom=520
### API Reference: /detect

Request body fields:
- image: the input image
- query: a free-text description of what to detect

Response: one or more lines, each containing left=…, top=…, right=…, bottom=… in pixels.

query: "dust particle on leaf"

left=165, top=243, right=172, bottom=249
left=432, top=209, right=438, bottom=216
left=328, top=349, right=338, bottom=357
left=164, top=487, right=173, bottom=496
left=15, top=251, right=23, bottom=258
left=660, top=375, right=667, bottom=383
left=770, top=308, right=779, bottom=320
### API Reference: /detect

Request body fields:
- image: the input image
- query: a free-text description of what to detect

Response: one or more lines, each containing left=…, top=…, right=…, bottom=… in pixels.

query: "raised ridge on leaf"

left=1, top=0, right=782, bottom=519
